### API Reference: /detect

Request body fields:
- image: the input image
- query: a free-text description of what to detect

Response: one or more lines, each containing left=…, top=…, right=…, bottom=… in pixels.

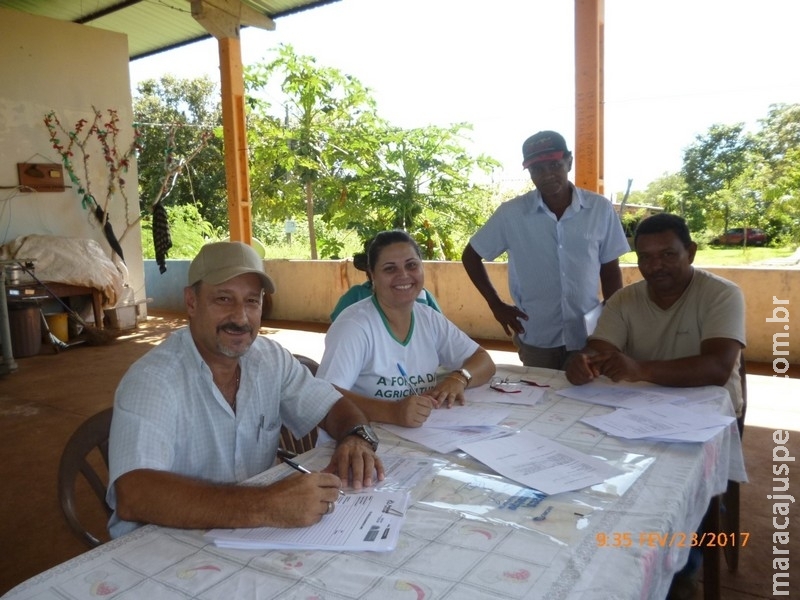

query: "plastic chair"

left=57, top=408, right=113, bottom=548
left=279, top=355, right=320, bottom=454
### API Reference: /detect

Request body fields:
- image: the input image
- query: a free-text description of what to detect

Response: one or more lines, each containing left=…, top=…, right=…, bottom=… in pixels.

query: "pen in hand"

left=277, top=448, right=345, bottom=497
left=396, top=363, right=420, bottom=396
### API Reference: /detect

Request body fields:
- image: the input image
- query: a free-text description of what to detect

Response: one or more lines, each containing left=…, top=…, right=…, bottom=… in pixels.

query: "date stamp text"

left=595, top=531, right=750, bottom=548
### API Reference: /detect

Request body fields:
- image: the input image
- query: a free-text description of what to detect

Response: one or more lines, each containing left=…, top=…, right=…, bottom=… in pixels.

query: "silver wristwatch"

left=345, top=424, right=379, bottom=452
left=453, top=368, right=472, bottom=385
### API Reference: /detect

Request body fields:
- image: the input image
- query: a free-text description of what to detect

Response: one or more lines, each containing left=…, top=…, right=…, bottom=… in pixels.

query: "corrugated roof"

left=0, top=0, right=340, bottom=59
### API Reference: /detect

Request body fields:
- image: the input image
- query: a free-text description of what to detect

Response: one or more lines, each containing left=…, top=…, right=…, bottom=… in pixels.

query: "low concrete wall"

left=144, top=259, right=799, bottom=364
left=144, top=259, right=191, bottom=314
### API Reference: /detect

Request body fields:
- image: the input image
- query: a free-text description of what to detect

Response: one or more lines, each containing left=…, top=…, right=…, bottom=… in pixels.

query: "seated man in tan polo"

left=566, top=212, right=745, bottom=598
left=565, top=212, right=745, bottom=417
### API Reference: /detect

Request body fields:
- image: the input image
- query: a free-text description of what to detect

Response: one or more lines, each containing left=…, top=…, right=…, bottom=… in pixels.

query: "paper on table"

left=459, top=431, right=623, bottom=495
left=423, top=404, right=511, bottom=427
left=205, top=490, right=410, bottom=551
left=581, top=403, right=735, bottom=440
left=584, top=301, right=603, bottom=336
left=650, top=425, right=728, bottom=443
left=557, top=380, right=686, bottom=409
left=380, top=423, right=515, bottom=453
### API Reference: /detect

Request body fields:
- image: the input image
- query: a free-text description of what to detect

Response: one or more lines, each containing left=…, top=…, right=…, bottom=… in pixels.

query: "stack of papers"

left=205, top=490, right=410, bottom=552
left=558, top=381, right=685, bottom=409
left=459, top=431, right=623, bottom=495
left=381, top=404, right=513, bottom=453
left=581, top=403, right=734, bottom=442
left=558, top=380, right=735, bottom=442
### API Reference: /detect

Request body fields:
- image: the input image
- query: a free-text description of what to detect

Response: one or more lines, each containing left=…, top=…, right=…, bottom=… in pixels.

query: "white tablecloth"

left=4, top=367, right=746, bottom=600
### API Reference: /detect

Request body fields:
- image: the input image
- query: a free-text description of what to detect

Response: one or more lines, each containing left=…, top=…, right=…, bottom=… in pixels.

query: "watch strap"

left=345, top=424, right=379, bottom=451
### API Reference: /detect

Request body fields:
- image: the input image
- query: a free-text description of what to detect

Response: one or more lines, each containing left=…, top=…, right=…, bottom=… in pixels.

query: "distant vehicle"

left=711, top=227, right=768, bottom=246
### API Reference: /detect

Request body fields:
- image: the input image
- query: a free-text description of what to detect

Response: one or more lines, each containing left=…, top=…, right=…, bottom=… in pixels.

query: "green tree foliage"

left=751, top=104, right=800, bottom=243
left=681, top=123, right=752, bottom=232
left=625, top=172, right=687, bottom=216
left=609, top=103, right=800, bottom=245
left=324, top=123, right=500, bottom=260
left=140, top=204, right=217, bottom=259
left=244, top=45, right=499, bottom=260
left=134, top=62, right=799, bottom=259
left=245, top=45, right=381, bottom=259
left=133, top=76, right=227, bottom=228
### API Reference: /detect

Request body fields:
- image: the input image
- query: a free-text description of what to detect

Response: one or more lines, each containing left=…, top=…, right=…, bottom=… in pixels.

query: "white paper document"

left=557, top=380, right=686, bottom=409
left=580, top=403, right=735, bottom=440
left=205, top=490, right=410, bottom=552
left=380, top=423, right=515, bottom=453
left=423, top=404, right=511, bottom=427
left=583, top=302, right=603, bottom=336
left=650, top=425, right=728, bottom=443
left=459, top=431, right=623, bottom=495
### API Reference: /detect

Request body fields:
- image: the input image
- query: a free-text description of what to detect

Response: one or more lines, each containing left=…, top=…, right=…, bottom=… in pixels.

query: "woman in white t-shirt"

left=317, top=230, right=495, bottom=428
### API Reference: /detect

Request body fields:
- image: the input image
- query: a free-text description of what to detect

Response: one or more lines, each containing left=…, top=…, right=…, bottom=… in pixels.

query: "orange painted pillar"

left=574, top=0, right=604, bottom=194
left=219, top=36, right=252, bottom=245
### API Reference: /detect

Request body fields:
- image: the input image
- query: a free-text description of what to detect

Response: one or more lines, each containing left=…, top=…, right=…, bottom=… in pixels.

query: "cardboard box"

left=104, top=305, right=137, bottom=330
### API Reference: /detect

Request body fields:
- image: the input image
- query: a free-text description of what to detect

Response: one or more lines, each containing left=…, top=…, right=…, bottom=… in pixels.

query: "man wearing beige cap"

left=107, top=241, right=384, bottom=539
left=462, top=130, right=629, bottom=369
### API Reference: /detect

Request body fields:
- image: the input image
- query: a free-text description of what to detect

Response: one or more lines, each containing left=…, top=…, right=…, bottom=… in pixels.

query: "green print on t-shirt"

left=375, top=373, right=437, bottom=398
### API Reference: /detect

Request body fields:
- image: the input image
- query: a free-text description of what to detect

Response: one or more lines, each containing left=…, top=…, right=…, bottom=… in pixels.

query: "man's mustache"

left=218, top=322, right=253, bottom=334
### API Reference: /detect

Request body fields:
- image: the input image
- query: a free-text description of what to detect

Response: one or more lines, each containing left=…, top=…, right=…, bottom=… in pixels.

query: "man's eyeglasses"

left=490, top=376, right=550, bottom=393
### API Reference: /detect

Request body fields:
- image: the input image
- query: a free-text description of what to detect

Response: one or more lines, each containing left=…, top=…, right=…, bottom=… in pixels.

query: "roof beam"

left=190, top=0, right=275, bottom=38
left=75, top=1, right=145, bottom=25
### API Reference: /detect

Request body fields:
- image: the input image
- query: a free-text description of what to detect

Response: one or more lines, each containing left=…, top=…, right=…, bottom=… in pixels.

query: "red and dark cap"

left=521, top=131, right=570, bottom=168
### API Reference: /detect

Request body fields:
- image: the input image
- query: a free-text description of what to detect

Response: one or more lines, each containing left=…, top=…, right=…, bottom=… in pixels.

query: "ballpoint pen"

left=277, top=448, right=346, bottom=497
left=396, top=363, right=420, bottom=396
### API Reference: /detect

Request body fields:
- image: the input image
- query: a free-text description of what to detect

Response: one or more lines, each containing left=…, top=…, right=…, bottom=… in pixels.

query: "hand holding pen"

left=396, top=363, right=420, bottom=397
left=396, top=364, right=437, bottom=422
left=278, top=448, right=346, bottom=498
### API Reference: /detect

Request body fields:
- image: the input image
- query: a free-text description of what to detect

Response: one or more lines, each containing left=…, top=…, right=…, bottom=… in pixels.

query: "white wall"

left=0, top=8, right=144, bottom=305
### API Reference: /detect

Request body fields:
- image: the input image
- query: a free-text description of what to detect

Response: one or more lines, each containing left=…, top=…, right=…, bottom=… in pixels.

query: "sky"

left=129, top=0, right=800, bottom=197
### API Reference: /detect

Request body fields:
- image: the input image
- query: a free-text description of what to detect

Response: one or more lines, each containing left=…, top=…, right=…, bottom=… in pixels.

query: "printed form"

left=460, top=430, right=622, bottom=495
left=205, top=490, right=410, bottom=552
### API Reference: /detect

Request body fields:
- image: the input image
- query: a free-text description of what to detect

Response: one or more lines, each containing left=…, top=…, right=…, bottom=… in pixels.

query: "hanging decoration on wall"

left=44, top=107, right=142, bottom=263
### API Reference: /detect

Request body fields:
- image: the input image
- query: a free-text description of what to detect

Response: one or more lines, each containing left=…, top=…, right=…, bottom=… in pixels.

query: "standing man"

left=462, top=130, right=629, bottom=369
left=107, top=241, right=383, bottom=539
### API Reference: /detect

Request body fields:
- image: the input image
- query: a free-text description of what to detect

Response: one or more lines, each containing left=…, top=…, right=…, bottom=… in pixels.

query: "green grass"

left=620, top=246, right=798, bottom=266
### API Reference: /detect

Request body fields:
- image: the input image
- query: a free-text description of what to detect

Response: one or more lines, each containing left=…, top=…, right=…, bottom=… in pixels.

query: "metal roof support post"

left=574, top=0, right=604, bottom=194
left=191, top=0, right=276, bottom=245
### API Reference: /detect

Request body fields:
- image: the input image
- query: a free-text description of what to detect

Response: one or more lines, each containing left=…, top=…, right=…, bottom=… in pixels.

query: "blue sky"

left=130, top=0, right=800, bottom=197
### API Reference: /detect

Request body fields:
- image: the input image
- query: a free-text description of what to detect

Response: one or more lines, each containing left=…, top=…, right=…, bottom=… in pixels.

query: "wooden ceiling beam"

left=190, top=0, right=275, bottom=37
left=190, top=0, right=276, bottom=245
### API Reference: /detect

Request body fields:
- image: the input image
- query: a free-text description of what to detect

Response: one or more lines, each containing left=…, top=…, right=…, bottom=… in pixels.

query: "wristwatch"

left=453, top=368, right=472, bottom=386
left=345, top=424, right=379, bottom=452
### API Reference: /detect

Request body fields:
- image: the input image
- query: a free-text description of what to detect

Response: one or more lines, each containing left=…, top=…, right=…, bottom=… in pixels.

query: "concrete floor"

left=1, top=311, right=798, bottom=598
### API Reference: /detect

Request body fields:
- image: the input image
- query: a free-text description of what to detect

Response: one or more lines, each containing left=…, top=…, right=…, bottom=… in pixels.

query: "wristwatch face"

left=348, top=424, right=379, bottom=451
left=457, top=368, right=472, bottom=383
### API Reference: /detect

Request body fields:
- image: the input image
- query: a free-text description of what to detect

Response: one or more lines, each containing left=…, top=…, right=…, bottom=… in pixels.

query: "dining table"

left=3, top=365, right=746, bottom=600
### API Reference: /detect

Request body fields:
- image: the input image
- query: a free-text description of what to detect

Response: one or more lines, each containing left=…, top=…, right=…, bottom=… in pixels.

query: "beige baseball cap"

left=188, top=241, right=276, bottom=293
